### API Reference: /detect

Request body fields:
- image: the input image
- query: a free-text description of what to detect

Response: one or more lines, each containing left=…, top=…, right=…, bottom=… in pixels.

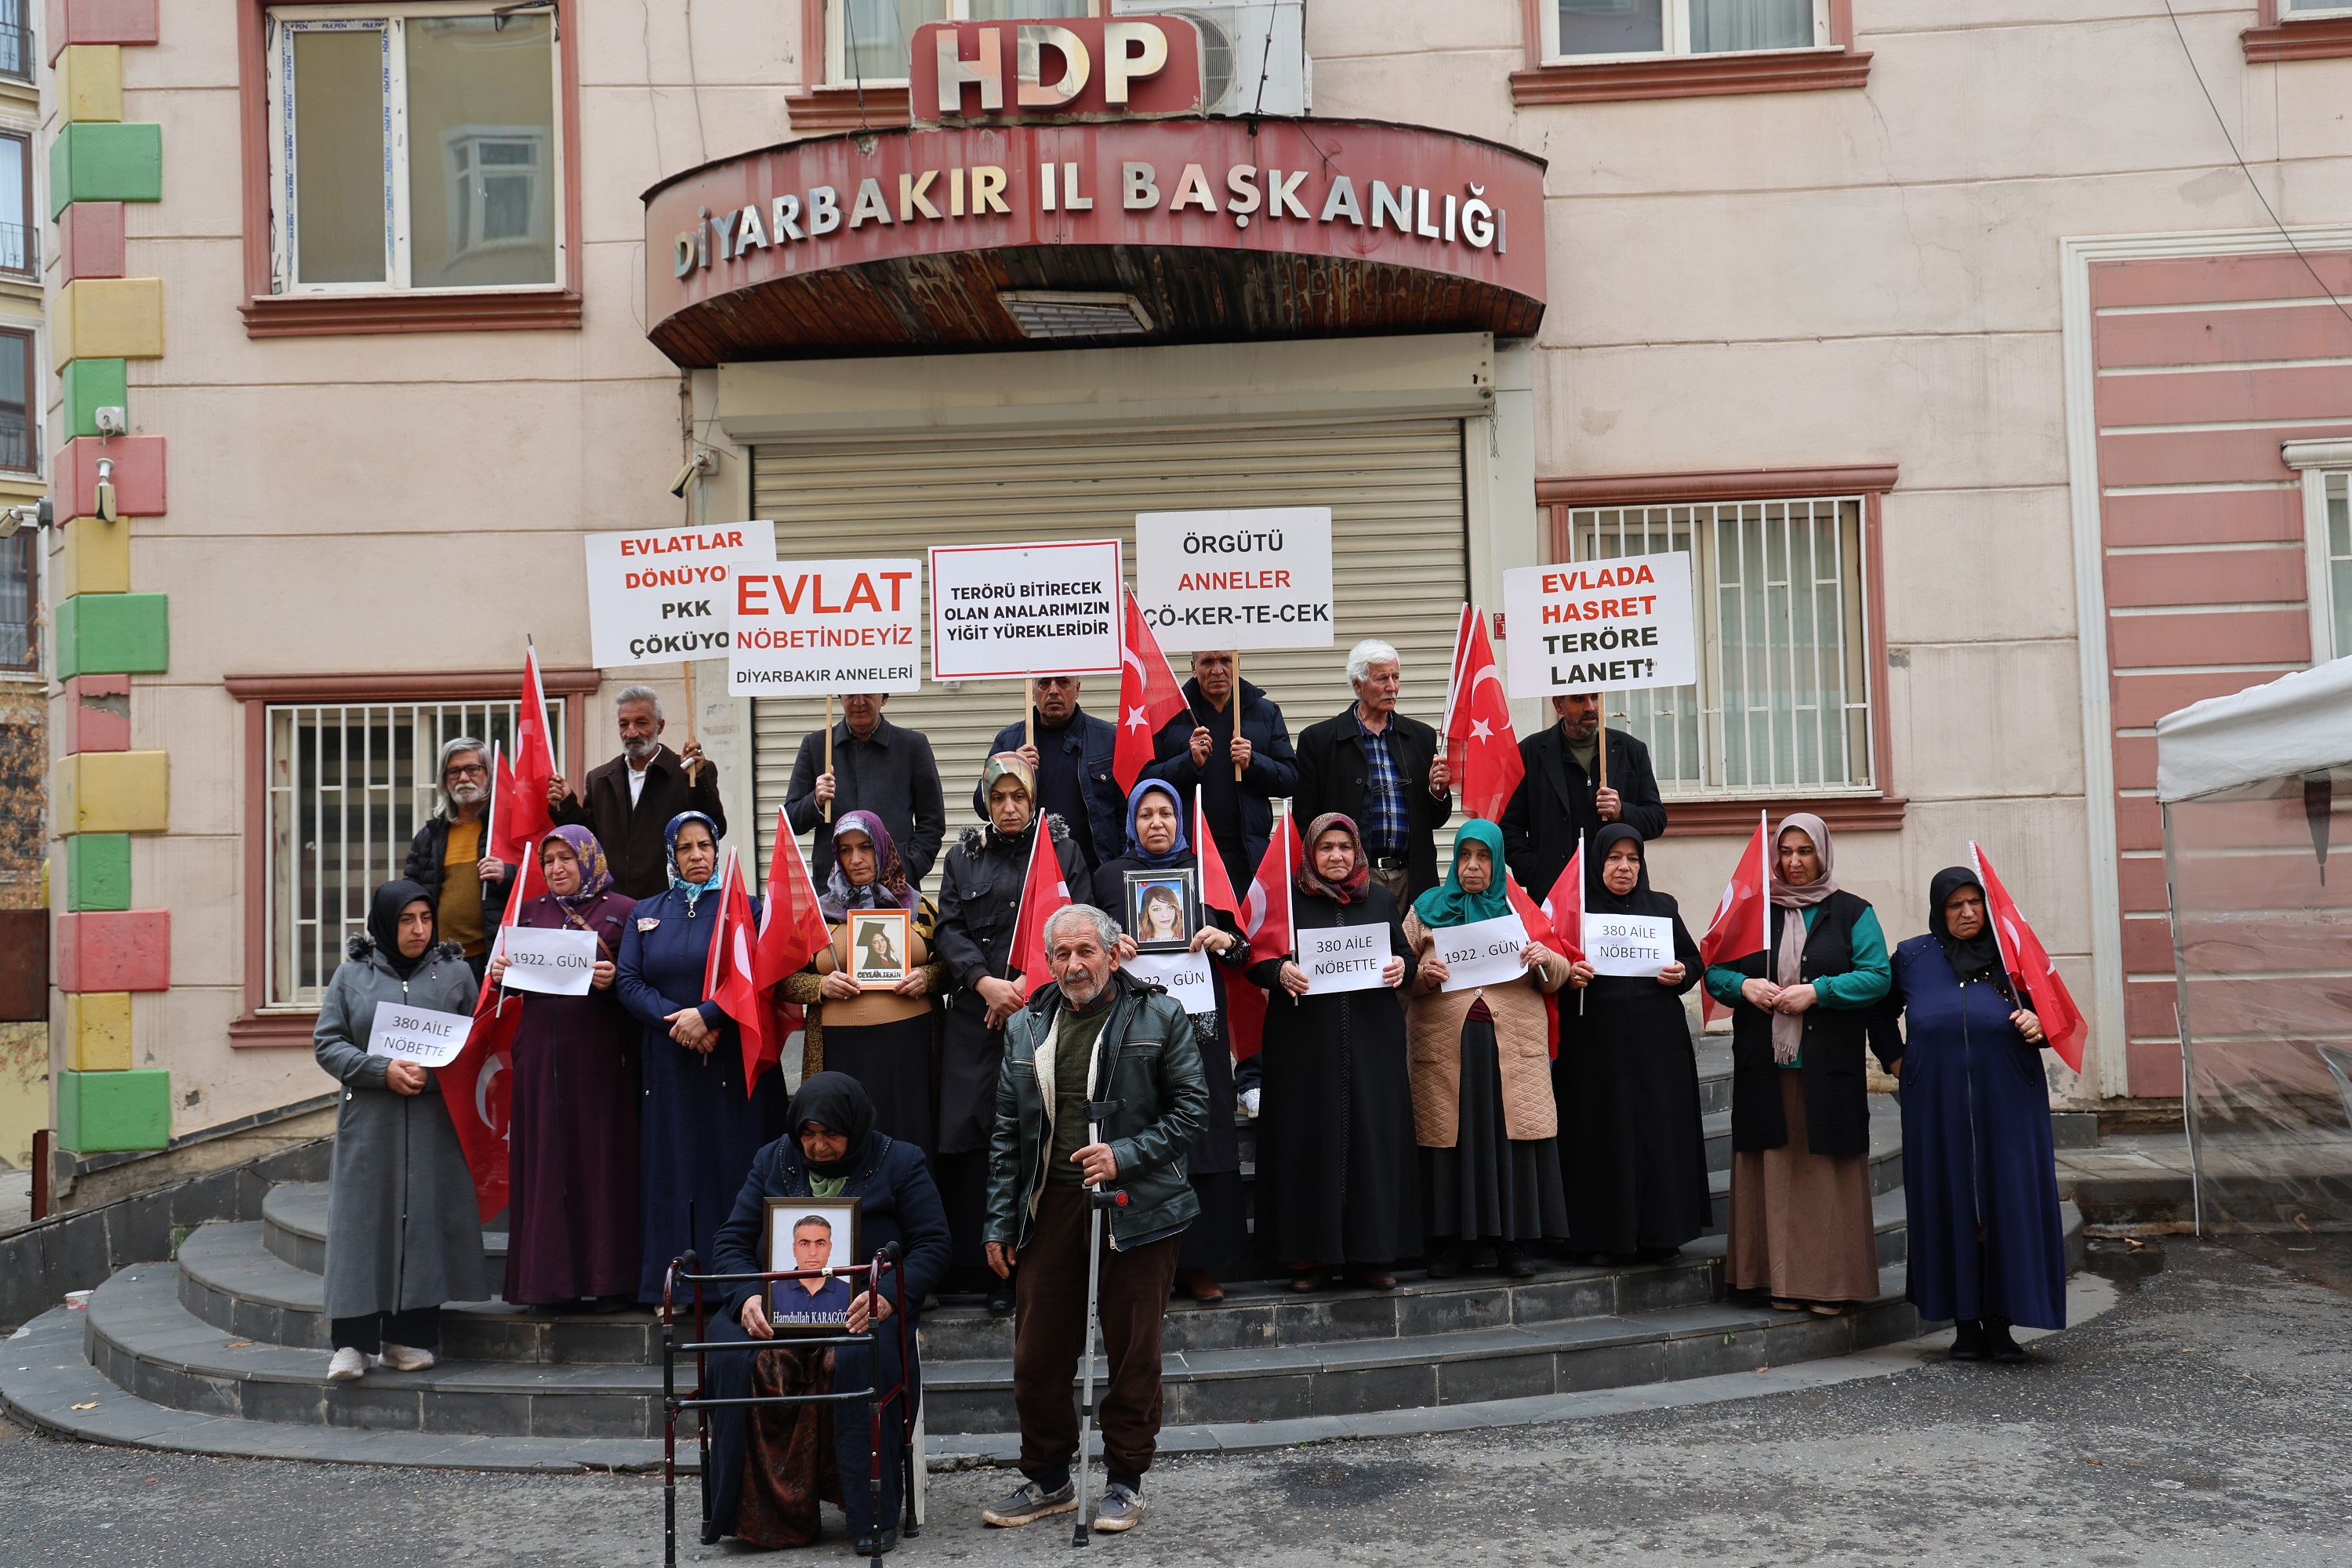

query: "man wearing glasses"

left=402, top=736, right=514, bottom=982
left=978, top=674, right=1124, bottom=877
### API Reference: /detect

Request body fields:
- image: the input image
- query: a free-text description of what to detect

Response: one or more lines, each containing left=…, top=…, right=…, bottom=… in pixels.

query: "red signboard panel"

left=909, top=15, right=1206, bottom=127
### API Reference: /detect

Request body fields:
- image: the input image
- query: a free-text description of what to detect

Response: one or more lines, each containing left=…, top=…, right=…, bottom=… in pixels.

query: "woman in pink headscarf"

left=1701, top=814, right=1894, bottom=1316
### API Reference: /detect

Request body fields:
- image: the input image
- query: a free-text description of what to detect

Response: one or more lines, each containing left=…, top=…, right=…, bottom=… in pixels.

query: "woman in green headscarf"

left=1402, top=818, right=1579, bottom=1278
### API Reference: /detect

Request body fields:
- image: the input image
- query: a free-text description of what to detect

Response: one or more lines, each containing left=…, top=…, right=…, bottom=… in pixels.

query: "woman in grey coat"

left=313, top=880, right=488, bottom=1381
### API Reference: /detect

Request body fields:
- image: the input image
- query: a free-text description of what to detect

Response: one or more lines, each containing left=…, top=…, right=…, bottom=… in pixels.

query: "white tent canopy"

left=2155, top=655, right=2352, bottom=804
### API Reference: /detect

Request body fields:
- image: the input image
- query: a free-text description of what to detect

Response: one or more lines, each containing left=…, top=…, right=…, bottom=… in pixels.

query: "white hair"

left=615, top=684, right=664, bottom=719
left=435, top=736, right=486, bottom=808
left=1046, top=903, right=1122, bottom=953
left=1346, top=639, right=1401, bottom=686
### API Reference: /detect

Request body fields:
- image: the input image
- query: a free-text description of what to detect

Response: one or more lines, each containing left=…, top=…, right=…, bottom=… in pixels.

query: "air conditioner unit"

left=1112, top=0, right=1309, bottom=118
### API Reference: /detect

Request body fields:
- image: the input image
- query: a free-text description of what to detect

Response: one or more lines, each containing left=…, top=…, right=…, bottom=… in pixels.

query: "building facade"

left=34, top=0, right=2352, bottom=1183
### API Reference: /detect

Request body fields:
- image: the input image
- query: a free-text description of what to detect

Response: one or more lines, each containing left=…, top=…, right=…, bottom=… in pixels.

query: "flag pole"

left=1577, top=829, right=1588, bottom=1017
left=823, top=695, right=834, bottom=824
left=485, top=739, right=500, bottom=865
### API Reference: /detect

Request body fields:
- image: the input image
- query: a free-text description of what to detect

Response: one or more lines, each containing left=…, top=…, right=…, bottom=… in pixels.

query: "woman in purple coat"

left=488, top=826, right=640, bottom=1310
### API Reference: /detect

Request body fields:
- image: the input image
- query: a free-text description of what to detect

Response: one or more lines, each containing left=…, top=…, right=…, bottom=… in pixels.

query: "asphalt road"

left=2, top=1237, right=2345, bottom=1568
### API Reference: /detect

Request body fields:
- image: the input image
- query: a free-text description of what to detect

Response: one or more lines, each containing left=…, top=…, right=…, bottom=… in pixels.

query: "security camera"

left=670, top=451, right=717, bottom=498
left=93, top=406, right=127, bottom=437
left=94, top=457, right=118, bottom=524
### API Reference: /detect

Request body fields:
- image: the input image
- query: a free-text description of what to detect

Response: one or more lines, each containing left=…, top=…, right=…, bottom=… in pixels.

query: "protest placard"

left=1134, top=507, right=1335, bottom=652
left=1124, top=949, right=1215, bottom=1014
left=929, top=540, right=1123, bottom=681
left=1501, top=554, right=1697, bottom=699
left=498, top=925, right=601, bottom=996
left=729, top=558, right=923, bottom=696
left=365, top=999, right=477, bottom=1068
left=1434, top=913, right=1532, bottom=993
left=584, top=521, right=778, bottom=670
left=1300, top=922, right=1389, bottom=994
left=1585, top=913, right=1674, bottom=978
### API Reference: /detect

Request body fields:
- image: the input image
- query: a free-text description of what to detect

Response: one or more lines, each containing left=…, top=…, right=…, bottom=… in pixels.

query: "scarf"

left=1297, top=811, right=1372, bottom=905
left=540, top=824, right=615, bottom=921
left=821, top=810, right=916, bottom=922
left=1768, top=813, right=1839, bottom=1064
left=1121, top=779, right=1191, bottom=869
left=1413, top=818, right=1514, bottom=928
left=666, top=810, right=723, bottom=914
left=788, top=1071, right=877, bottom=1181
left=1585, top=822, right=1666, bottom=916
left=1929, top=866, right=2013, bottom=1000
left=367, top=879, right=437, bottom=979
left=978, top=752, right=1040, bottom=855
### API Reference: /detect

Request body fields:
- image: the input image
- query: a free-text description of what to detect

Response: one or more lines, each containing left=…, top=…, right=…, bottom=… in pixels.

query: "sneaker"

left=1092, top=1482, right=1146, bottom=1533
left=326, top=1347, right=368, bottom=1381
left=1240, top=1087, right=1261, bottom=1118
left=379, top=1342, right=437, bottom=1373
left=981, top=1478, right=1076, bottom=1528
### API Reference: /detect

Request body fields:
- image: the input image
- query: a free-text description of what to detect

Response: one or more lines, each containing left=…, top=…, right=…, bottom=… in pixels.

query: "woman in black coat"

left=699, top=1073, right=950, bottom=1555
left=1556, top=825, right=1711, bottom=1262
left=931, top=752, right=1087, bottom=1310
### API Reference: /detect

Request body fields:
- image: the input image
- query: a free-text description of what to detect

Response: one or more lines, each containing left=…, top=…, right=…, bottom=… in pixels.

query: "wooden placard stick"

left=823, top=694, right=835, bottom=824
left=684, top=660, right=700, bottom=786
left=1024, top=673, right=1034, bottom=755
left=1232, top=649, right=1246, bottom=784
left=1595, top=691, right=1608, bottom=796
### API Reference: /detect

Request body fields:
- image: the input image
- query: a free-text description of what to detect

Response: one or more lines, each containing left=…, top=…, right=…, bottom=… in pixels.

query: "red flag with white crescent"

left=491, top=645, right=558, bottom=866
left=440, top=828, right=545, bottom=1222
left=1538, top=841, right=1584, bottom=964
left=1009, top=822, right=1073, bottom=1000
left=1971, top=842, right=2087, bottom=1074
left=1697, top=812, right=1770, bottom=1025
left=1242, top=808, right=1301, bottom=966
left=1116, top=590, right=1191, bottom=793
left=754, top=806, right=833, bottom=1076
left=1443, top=606, right=1525, bottom=824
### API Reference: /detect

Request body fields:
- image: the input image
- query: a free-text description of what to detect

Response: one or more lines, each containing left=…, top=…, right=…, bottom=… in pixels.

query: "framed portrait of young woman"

left=764, top=1196, right=862, bottom=1333
left=1123, top=868, right=1199, bottom=954
left=848, top=909, right=911, bottom=989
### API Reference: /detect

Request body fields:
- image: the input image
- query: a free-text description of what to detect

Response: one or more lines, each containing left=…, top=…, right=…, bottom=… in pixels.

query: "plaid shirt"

left=1355, top=711, right=1407, bottom=859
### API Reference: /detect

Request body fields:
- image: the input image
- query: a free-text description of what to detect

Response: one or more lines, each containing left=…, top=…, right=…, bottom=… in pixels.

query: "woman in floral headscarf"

left=778, top=811, right=949, bottom=1152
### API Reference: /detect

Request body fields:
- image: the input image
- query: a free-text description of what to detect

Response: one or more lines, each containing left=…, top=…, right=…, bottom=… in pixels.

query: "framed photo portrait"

left=764, top=1195, right=862, bottom=1332
left=1124, top=868, right=1198, bottom=954
left=848, top=909, right=911, bottom=989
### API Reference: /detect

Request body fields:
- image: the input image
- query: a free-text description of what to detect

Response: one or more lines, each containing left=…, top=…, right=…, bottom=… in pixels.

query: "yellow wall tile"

left=60, top=515, right=132, bottom=595
left=54, top=279, right=165, bottom=371
left=56, top=46, right=125, bottom=124
left=57, top=750, right=169, bottom=835
left=67, top=992, right=134, bottom=1071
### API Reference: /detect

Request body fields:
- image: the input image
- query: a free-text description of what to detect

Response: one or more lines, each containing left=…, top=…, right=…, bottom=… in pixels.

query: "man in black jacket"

left=1499, top=691, right=1668, bottom=898
left=549, top=684, right=726, bottom=899
left=1291, top=638, right=1454, bottom=902
left=1140, top=649, right=1298, bottom=895
left=782, top=692, right=946, bottom=888
left=402, top=736, right=511, bottom=980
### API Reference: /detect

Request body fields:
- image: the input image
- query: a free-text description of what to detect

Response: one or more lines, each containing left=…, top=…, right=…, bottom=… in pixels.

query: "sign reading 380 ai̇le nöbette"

left=929, top=540, right=1124, bottom=680
left=729, top=559, right=924, bottom=696
left=584, top=520, right=778, bottom=669
left=1134, top=507, right=1334, bottom=652
left=1501, top=554, right=1697, bottom=699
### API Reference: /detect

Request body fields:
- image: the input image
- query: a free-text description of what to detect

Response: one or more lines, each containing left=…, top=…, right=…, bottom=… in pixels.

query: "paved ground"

left=2, top=1237, right=2347, bottom=1568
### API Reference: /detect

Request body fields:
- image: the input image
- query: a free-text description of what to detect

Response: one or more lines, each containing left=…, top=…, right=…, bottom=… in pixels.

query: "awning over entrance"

left=642, top=118, right=1547, bottom=366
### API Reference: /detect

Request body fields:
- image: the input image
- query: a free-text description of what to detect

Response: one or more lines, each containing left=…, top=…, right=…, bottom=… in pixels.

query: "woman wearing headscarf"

left=777, top=811, right=949, bottom=1152
left=1704, top=814, right=1894, bottom=1315
left=1881, top=867, right=2066, bottom=1361
left=933, top=753, right=1087, bottom=1311
left=618, top=811, right=786, bottom=1304
left=1556, top=826, right=1711, bottom=1262
left=702, top=1073, right=952, bottom=1554
left=312, top=880, right=483, bottom=1381
left=487, top=826, right=640, bottom=1311
left=1092, top=779, right=1250, bottom=1301
left=1250, top=812, right=1421, bottom=1291
left=1403, top=818, right=1574, bottom=1278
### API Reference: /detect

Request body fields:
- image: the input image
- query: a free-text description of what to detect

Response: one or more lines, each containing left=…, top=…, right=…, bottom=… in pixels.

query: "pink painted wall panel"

left=2101, top=488, right=2302, bottom=549
left=2102, top=546, right=2307, bottom=608
left=57, top=203, right=125, bottom=283
left=2091, top=251, right=2352, bottom=310
left=2125, top=978, right=2181, bottom=1040
left=43, top=0, right=158, bottom=62
left=2112, top=735, right=2158, bottom=790
left=52, top=435, right=165, bottom=521
left=2126, top=1041, right=2182, bottom=1098
left=2108, top=609, right=2309, bottom=669
left=55, top=910, right=171, bottom=993
left=2114, top=793, right=2163, bottom=852
left=2119, top=858, right=2169, bottom=909
left=2121, top=918, right=2173, bottom=973
left=2093, top=304, right=2352, bottom=370
left=2099, top=425, right=2352, bottom=488
left=2092, top=363, right=2352, bottom=428
left=63, top=674, right=131, bottom=753
left=2111, top=668, right=2296, bottom=728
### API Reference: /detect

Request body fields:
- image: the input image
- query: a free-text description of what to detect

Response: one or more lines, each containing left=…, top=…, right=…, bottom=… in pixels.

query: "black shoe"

left=589, top=1294, right=632, bottom=1315
left=986, top=1281, right=1016, bottom=1317
left=855, top=1527, right=899, bottom=1555
left=1948, top=1319, right=1987, bottom=1362
left=1425, top=1244, right=1461, bottom=1279
left=699, top=1524, right=723, bottom=1545
left=1986, top=1319, right=2028, bottom=1363
left=1498, top=1245, right=1537, bottom=1279
left=1470, top=1245, right=1498, bottom=1271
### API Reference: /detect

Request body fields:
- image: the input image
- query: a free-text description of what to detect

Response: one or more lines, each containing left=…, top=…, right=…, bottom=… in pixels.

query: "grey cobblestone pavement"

left=1, top=1237, right=2345, bottom=1568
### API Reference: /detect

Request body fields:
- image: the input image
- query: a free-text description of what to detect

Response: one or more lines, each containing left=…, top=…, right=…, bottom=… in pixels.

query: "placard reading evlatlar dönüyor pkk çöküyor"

left=1501, top=554, right=1696, bottom=699
left=1133, top=507, right=1335, bottom=652
left=729, top=558, right=923, bottom=696
left=928, top=540, right=1123, bottom=681
left=584, top=521, right=778, bottom=669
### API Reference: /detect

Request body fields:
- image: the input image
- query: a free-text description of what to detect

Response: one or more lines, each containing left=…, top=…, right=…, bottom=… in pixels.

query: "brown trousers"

left=1012, top=1183, right=1181, bottom=1484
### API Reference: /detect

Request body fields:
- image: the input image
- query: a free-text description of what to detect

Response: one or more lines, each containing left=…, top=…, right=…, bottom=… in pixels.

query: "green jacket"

left=983, top=969, right=1207, bottom=1252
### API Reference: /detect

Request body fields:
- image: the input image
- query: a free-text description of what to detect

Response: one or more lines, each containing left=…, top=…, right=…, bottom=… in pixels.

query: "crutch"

left=1072, top=1102, right=1128, bottom=1546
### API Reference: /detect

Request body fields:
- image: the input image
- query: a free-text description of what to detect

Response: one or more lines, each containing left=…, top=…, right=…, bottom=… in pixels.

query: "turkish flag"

left=1192, top=784, right=1267, bottom=1061
left=1539, top=841, right=1585, bottom=964
left=1197, top=785, right=1241, bottom=922
left=1503, top=869, right=1565, bottom=1060
left=754, top=807, right=834, bottom=1084
left=1972, top=843, right=2088, bottom=1074
left=439, top=832, right=543, bottom=1222
left=1697, top=811, right=1770, bottom=1025
left=1008, top=823, right=1072, bottom=1000
left=1443, top=605, right=1524, bottom=825
left=1242, top=807, right=1301, bottom=966
left=701, top=849, right=773, bottom=1097
left=1116, top=590, right=1191, bottom=793
left=490, top=646, right=558, bottom=866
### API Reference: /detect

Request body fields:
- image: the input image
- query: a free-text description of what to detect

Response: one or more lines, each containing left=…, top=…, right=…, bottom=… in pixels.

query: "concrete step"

left=262, top=1183, right=507, bottom=1280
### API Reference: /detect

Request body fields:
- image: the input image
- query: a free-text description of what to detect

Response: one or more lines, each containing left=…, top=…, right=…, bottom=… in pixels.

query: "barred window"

left=1569, top=495, right=1874, bottom=796
left=263, top=698, right=562, bottom=1007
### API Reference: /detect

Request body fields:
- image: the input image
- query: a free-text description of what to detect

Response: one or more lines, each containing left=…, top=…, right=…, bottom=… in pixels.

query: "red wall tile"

left=63, top=674, right=131, bottom=753
left=2100, top=425, right=2352, bottom=488
left=2111, top=669, right=2291, bottom=728
left=2101, top=488, right=2301, bottom=550
left=2103, top=547, right=2307, bottom=609
left=2109, top=609, right=2309, bottom=670
left=44, top=0, right=158, bottom=63
left=2092, top=363, right=2352, bottom=428
left=53, top=435, right=165, bottom=521
left=56, top=910, right=170, bottom=993
left=58, top=203, right=125, bottom=282
left=2094, top=304, right=2352, bottom=371
left=2092, top=251, right=2352, bottom=310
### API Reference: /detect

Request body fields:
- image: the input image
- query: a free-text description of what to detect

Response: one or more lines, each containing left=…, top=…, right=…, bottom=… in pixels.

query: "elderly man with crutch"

left=979, top=904, right=1207, bottom=1536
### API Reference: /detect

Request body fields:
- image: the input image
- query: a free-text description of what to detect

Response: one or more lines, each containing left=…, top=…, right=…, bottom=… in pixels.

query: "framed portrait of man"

left=1123, top=868, right=1199, bottom=953
left=764, top=1196, right=862, bottom=1332
left=848, top=910, right=911, bottom=989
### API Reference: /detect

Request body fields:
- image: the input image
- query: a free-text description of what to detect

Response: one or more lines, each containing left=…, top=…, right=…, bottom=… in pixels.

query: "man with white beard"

left=549, top=684, right=728, bottom=898
left=401, top=736, right=513, bottom=982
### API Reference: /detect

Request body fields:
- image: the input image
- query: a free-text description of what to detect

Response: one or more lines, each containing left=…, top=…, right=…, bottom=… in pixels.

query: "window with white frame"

left=263, top=7, right=560, bottom=294
left=2285, top=0, right=2352, bottom=15
left=1545, top=0, right=1831, bottom=60
left=264, top=697, right=563, bottom=1008
left=1569, top=495, right=1874, bottom=795
left=828, top=0, right=1094, bottom=87
left=2299, top=468, right=2352, bottom=662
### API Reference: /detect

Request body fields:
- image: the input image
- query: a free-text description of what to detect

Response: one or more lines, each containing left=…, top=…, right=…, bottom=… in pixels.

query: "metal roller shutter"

left=750, top=418, right=1468, bottom=876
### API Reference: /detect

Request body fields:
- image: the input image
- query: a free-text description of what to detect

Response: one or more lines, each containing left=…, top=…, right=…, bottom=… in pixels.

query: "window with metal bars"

left=1568, top=495, right=1873, bottom=797
left=263, top=698, right=562, bottom=1007
left=828, top=0, right=1094, bottom=86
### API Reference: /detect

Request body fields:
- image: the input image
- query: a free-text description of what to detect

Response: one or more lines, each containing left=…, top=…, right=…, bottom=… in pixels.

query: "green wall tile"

left=67, top=833, right=132, bottom=911
left=58, top=1068, right=170, bottom=1153
left=56, top=593, right=168, bottom=680
left=61, top=360, right=129, bottom=440
left=48, top=123, right=162, bottom=218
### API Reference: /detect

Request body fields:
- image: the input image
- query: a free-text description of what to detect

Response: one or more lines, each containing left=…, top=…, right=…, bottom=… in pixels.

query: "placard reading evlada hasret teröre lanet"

left=929, top=540, right=1123, bottom=681
left=584, top=520, right=778, bottom=669
left=729, top=558, right=924, bottom=696
left=1134, top=507, right=1335, bottom=652
left=1501, top=554, right=1697, bottom=699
